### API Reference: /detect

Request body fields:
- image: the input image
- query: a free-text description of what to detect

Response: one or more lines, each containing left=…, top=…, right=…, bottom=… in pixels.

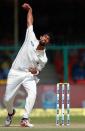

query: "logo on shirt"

left=37, top=61, right=39, bottom=65
left=31, top=41, right=34, bottom=47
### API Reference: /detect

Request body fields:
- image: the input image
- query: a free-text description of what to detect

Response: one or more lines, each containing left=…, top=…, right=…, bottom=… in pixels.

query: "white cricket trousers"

left=4, top=69, right=37, bottom=119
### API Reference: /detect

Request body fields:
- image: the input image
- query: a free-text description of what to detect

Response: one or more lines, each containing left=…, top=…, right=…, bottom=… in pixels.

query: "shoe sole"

left=21, top=123, right=34, bottom=128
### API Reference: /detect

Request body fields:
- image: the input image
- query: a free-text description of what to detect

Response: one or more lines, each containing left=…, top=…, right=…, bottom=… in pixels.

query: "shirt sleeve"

left=36, top=50, right=48, bottom=71
left=37, top=63, right=45, bottom=71
left=37, top=58, right=48, bottom=71
left=27, top=25, right=33, bottom=32
left=24, top=25, right=39, bottom=49
left=25, top=25, right=37, bottom=42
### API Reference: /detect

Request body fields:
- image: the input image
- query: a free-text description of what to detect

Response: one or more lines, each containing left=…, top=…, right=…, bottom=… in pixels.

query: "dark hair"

left=45, top=32, right=54, bottom=43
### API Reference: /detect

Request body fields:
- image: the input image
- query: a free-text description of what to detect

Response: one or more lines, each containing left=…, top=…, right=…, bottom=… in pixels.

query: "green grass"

left=0, top=116, right=85, bottom=125
left=0, top=116, right=85, bottom=131
left=0, top=128, right=85, bottom=131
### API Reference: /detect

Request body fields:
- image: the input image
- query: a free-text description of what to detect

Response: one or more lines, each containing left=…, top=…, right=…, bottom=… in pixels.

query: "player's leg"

left=21, top=77, right=37, bottom=127
left=4, top=73, right=23, bottom=126
left=4, top=76, right=22, bottom=114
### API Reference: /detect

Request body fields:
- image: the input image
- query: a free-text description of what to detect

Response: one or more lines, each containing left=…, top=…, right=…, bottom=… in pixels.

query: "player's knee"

left=4, top=96, right=10, bottom=105
left=32, top=90, right=37, bottom=98
left=29, top=86, right=37, bottom=96
left=29, top=89, right=37, bottom=99
left=33, top=88, right=37, bottom=97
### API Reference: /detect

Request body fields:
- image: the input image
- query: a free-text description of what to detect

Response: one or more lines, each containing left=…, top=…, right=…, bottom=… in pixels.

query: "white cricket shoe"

left=20, top=118, right=34, bottom=128
left=4, top=109, right=16, bottom=127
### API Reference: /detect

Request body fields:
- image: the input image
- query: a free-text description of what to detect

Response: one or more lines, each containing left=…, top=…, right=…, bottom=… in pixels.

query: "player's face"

left=40, top=34, right=50, bottom=45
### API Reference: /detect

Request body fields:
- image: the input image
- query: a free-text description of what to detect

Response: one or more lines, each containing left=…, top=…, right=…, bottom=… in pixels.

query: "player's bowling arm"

left=27, top=7, right=33, bottom=27
left=22, top=3, right=33, bottom=26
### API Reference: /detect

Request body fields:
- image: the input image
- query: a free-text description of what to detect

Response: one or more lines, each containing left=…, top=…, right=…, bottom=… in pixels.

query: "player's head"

left=39, top=33, right=51, bottom=46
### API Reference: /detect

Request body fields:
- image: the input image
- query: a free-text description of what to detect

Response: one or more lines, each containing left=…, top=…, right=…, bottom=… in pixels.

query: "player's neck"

left=36, top=42, right=45, bottom=50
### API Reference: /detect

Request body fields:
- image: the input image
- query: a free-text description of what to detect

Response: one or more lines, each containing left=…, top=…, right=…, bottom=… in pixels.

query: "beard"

left=39, top=40, right=46, bottom=46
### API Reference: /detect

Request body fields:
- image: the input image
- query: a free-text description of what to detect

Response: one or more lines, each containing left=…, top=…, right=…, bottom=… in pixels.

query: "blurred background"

left=0, top=0, right=85, bottom=111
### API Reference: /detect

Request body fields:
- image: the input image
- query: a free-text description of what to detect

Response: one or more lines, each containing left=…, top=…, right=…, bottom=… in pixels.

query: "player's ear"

left=40, top=36, right=42, bottom=40
left=47, top=32, right=54, bottom=43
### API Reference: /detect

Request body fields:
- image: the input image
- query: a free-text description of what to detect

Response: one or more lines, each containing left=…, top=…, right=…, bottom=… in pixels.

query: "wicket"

left=56, top=83, right=70, bottom=126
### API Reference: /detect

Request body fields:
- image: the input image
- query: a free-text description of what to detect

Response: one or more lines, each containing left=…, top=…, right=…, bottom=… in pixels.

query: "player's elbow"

left=27, top=18, right=33, bottom=27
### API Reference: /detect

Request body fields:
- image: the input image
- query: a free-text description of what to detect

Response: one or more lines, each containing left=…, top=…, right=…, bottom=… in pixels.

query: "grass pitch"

left=0, top=116, right=85, bottom=131
left=0, top=109, right=85, bottom=131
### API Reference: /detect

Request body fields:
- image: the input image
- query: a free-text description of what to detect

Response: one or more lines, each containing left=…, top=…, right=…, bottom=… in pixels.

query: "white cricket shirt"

left=11, top=25, right=48, bottom=73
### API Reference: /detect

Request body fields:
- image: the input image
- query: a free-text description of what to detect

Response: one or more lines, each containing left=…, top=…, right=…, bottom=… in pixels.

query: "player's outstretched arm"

left=22, top=3, right=33, bottom=27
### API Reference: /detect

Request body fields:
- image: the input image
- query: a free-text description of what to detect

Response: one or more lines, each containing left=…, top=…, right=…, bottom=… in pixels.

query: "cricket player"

left=4, top=3, right=51, bottom=127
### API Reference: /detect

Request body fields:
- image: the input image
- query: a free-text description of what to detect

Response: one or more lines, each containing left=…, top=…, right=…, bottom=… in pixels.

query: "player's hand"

left=29, top=67, right=38, bottom=75
left=22, top=3, right=32, bottom=11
